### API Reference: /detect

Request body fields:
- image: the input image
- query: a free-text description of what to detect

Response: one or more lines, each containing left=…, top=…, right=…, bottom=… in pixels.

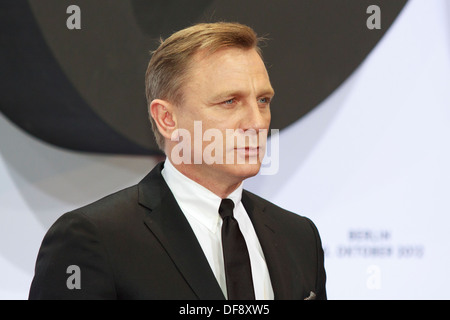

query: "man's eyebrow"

left=259, top=88, right=275, bottom=97
left=210, top=90, right=245, bottom=102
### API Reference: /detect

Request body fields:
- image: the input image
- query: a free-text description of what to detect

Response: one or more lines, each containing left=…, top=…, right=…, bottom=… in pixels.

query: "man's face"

left=171, top=47, right=274, bottom=186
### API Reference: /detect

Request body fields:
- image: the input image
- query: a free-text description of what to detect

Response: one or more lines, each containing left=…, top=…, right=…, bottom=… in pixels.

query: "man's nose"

left=241, top=101, right=270, bottom=131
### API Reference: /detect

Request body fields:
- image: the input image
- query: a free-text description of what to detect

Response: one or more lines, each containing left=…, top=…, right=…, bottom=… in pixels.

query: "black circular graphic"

left=0, top=0, right=407, bottom=154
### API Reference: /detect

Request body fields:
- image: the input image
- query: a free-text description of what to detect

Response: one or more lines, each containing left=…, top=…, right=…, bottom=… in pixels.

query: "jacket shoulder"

left=71, top=185, right=139, bottom=218
left=243, top=189, right=317, bottom=229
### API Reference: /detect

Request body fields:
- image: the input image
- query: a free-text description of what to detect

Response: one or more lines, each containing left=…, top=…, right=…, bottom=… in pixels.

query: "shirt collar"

left=161, top=159, right=243, bottom=232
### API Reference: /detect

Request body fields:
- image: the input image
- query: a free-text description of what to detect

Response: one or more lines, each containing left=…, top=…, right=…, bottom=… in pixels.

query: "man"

left=29, top=22, right=326, bottom=300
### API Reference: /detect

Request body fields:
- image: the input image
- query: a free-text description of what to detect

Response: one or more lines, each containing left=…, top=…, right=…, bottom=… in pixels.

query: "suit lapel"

left=242, top=191, right=294, bottom=300
left=137, top=163, right=298, bottom=300
left=138, top=162, right=225, bottom=300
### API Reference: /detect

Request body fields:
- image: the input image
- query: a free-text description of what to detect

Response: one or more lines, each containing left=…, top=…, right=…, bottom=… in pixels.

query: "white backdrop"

left=1, top=0, right=449, bottom=299
left=246, top=0, right=450, bottom=299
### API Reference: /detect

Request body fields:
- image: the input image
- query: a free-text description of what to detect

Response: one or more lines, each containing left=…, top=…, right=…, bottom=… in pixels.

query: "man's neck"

left=167, top=159, right=242, bottom=199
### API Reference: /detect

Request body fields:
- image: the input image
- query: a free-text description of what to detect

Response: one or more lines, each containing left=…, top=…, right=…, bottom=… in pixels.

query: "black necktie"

left=219, top=198, right=255, bottom=300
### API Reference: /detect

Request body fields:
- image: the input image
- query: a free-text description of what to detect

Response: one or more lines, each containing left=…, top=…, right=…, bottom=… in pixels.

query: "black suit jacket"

left=29, top=162, right=326, bottom=300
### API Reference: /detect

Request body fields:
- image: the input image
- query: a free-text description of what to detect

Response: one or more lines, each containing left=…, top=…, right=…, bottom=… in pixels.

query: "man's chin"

left=224, top=162, right=262, bottom=180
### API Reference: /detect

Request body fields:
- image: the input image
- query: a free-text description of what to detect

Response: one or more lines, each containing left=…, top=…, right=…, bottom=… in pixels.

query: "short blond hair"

left=145, top=22, right=264, bottom=150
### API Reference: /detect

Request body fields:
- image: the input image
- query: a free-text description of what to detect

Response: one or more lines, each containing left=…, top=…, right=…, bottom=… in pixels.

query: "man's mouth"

left=234, top=146, right=260, bottom=156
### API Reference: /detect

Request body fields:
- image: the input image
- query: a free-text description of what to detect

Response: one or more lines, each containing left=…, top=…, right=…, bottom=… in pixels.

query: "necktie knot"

left=219, top=198, right=235, bottom=219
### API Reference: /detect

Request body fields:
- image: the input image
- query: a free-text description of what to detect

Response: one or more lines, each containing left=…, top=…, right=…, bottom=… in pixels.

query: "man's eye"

left=258, top=97, right=271, bottom=104
left=223, top=99, right=236, bottom=105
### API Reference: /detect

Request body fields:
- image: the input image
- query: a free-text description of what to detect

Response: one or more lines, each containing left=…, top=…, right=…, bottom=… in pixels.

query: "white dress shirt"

left=161, top=159, right=274, bottom=300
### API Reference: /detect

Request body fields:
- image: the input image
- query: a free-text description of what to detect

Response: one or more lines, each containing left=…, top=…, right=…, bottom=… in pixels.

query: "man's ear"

left=149, top=99, right=176, bottom=140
